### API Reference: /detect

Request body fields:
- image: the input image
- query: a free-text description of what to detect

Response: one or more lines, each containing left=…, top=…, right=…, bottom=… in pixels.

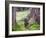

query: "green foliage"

left=12, top=21, right=26, bottom=31
left=12, top=21, right=40, bottom=31
left=28, top=22, right=40, bottom=30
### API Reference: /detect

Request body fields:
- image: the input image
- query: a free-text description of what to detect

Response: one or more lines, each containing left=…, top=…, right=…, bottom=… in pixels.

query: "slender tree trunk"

left=12, top=7, right=16, bottom=30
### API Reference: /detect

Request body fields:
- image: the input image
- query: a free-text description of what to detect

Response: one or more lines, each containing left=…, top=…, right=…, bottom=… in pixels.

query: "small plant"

left=28, top=22, right=40, bottom=30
